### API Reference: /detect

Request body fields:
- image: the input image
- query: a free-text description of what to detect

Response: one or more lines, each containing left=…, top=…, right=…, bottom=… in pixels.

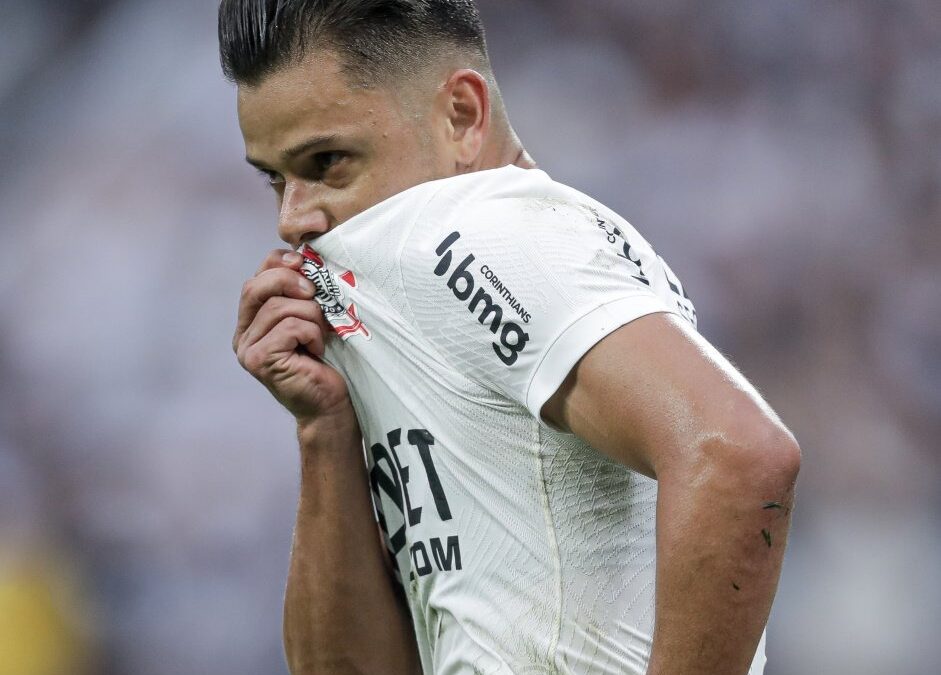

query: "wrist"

left=296, top=406, right=361, bottom=451
left=294, top=409, right=368, bottom=518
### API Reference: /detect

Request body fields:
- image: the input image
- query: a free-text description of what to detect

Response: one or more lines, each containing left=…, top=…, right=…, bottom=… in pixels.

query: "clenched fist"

left=234, top=249, right=352, bottom=426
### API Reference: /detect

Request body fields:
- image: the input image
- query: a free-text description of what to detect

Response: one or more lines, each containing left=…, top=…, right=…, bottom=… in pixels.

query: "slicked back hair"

left=218, top=0, right=489, bottom=86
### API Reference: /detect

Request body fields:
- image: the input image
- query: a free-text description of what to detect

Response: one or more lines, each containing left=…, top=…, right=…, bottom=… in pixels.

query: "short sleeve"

left=400, top=192, right=691, bottom=424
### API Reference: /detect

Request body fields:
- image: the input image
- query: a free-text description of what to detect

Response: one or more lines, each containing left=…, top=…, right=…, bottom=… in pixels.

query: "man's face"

left=238, top=50, right=451, bottom=247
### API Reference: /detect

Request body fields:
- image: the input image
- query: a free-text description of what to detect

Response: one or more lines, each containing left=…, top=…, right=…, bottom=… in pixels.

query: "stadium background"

left=0, top=0, right=938, bottom=673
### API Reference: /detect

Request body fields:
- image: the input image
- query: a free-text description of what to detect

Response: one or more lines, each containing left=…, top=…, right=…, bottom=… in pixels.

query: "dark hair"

left=218, top=0, right=489, bottom=85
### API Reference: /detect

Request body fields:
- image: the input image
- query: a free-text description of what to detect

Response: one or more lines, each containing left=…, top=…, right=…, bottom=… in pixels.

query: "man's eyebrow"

left=245, top=134, right=342, bottom=170
left=244, top=156, right=270, bottom=170
left=282, top=134, right=341, bottom=159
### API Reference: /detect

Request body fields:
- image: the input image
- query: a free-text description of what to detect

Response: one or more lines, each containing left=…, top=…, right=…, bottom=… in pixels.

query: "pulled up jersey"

left=300, top=166, right=766, bottom=674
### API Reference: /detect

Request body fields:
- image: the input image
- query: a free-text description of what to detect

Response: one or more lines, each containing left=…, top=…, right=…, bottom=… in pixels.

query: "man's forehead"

left=237, top=51, right=387, bottom=147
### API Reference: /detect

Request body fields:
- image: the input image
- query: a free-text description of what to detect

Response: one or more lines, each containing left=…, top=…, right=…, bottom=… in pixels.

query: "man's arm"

left=543, top=312, right=800, bottom=675
left=234, top=250, right=421, bottom=675
left=284, top=413, right=421, bottom=675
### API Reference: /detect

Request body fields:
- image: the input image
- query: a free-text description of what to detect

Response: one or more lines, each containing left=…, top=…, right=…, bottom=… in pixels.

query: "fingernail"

left=283, top=252, right=300, bottom=265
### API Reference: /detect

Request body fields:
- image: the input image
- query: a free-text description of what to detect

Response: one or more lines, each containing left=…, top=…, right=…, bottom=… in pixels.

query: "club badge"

left=299, top=245, right=371, bottom=341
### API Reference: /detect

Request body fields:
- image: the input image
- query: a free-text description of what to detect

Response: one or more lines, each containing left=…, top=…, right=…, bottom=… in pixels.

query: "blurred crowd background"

left=0, top=1, right=938, bottom=673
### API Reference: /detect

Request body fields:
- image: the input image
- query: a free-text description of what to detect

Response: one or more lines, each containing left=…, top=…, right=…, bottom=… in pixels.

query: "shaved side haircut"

left=218, top=0, right=490, bottom=86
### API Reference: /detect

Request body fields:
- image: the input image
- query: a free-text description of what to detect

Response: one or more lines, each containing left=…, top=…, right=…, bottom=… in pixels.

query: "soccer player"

left=222, top=1, right=800, bottom=673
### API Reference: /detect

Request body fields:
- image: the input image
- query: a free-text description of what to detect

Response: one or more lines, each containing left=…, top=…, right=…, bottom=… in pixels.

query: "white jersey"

left=301, top=166, right=766, bottom=674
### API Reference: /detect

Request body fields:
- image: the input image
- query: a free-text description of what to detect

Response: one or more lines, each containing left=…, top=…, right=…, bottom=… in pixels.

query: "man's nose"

left=278, top=180, right=332, bottom=248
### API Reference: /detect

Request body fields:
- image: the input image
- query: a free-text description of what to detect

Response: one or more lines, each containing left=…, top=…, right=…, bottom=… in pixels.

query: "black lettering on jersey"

left=480, top=265, right=532, bottom=324
left=371, top=429, right=422, bottom=531
left=408, top=429, right=453, bottom=521
left=594, top=212, right=698, bottom=328
left=411, top=537, right=463, bottom=578
left=370, top=440, right=408, bottom=554
left=434, top=232, right=531, bottom=366
left=618, top=237, right=651, bottom=286
left=431, top=536, right=463, bottom=572
left=498, top=324, right=529, bottom=366
left=469, top=287, right=503, bottom=333
left=435, top=231, right=462, bottom=257
left=658, top=256, right=698, bottom=327
left=410, top=541, right=434, bottom=577
left=446, top=252, right=477, bottom=301
left=370, top=428, right=463, bottom=580
left=595, top=216, right=651, bottom=286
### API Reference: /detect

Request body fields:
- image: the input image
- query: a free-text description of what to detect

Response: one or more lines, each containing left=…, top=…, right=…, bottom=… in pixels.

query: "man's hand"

left=234, top=249, right=349, bottom=424
left=235, top=250, right=421, bottom=674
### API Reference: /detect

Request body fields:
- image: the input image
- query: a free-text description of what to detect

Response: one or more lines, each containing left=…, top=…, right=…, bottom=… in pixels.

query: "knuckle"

left=242, top=346, right=265, bottom=373
left=282, top=316, right=306, bottom=333
left=300, top=316, right=320, bottom=334
left=262, top=268, right=293, bottom=291
left=267, top=295, right=290, bottom=314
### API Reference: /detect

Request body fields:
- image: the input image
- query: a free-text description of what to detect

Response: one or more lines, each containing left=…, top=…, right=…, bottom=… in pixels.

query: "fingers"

left=240, top=296, right=329, bottom=349
left=234, top=249, right=352, bottom=422
left=235, top=267, right=317, bottom=349
left=256, top=249, right=303, bottom=275
left=239, top=316, right=325, bottom=375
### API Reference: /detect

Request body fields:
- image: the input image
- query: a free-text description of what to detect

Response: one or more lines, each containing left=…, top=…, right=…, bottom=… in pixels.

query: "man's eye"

left=312, top=152, right=345, bottom=176
left=257, top=169, right=284, bottom=187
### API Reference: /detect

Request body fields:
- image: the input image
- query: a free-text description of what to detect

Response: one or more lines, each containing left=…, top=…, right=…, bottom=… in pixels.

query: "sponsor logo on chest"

left=370, top=427, right=463, bottom=582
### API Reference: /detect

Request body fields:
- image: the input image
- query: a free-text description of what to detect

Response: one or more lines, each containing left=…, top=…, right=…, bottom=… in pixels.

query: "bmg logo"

left=433, top=232, right=530, bottom=366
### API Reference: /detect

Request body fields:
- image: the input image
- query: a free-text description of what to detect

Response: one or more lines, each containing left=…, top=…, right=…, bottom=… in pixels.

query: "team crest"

left=299, top=246, right=371, bottom=341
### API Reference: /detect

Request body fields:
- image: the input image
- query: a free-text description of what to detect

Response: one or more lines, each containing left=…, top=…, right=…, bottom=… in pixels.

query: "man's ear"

left=440, top=69, right=491, bottom=169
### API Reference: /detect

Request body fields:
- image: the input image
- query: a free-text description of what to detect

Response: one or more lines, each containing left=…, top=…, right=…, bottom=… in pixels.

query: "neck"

left=475, top=120, right=537, bottom=171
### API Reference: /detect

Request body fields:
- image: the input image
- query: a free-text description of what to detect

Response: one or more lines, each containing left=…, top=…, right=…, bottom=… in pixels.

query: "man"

left=222, top=1, right=800, bottom=673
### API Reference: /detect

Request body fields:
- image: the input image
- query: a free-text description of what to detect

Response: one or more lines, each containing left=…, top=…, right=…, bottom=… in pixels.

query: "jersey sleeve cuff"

left=525, top=294, right=677, bottom=425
